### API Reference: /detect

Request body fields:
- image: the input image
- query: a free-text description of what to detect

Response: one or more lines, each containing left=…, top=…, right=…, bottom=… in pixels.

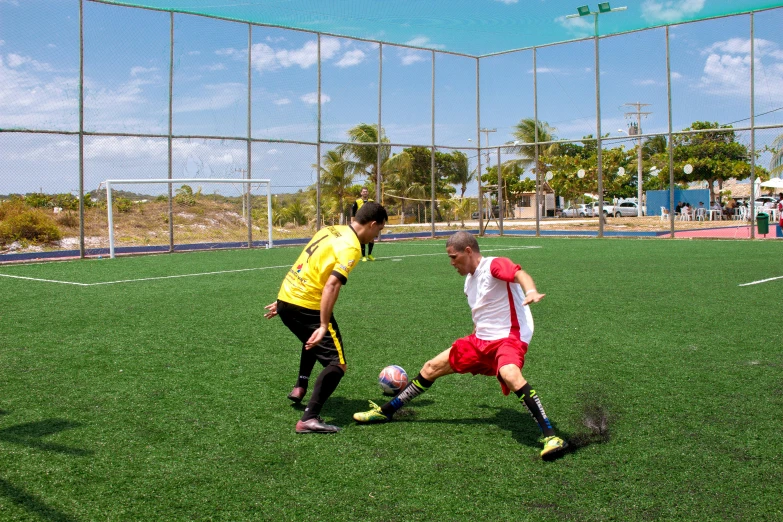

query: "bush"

left=55, top=211, right=79, bottom=228
left=24, top=192, right=52, bottom=208
left=0, top=204, right=62, bottom=245
left=115, top=197, right=133, bottom=213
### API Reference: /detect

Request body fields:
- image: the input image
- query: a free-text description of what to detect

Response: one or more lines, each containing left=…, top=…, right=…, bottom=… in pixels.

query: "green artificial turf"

left=1, top=237, right=782, bottom=521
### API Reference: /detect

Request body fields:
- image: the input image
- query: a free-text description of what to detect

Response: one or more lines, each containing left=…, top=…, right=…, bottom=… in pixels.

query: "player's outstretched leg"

left=514, top=382, right=567, bottom=460
left=353, top=373, right=434, bottom=423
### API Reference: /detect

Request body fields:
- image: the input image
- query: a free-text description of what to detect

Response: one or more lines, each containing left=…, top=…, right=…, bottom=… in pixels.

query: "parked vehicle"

left=587, top=201, right=614, bottom=217
left=614, top=201, right=646, bottom=217
left=561, top=204, right=590, bottom=217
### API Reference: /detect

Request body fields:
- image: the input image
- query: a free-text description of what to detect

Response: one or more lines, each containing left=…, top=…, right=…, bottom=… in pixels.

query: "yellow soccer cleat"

left=361, top=257, right=368, bottom=262
left=367, top=255, right=375, bottom=261
left=540, top=435, right=568, bottom=460
left=353, top=401, right=391, bottom=423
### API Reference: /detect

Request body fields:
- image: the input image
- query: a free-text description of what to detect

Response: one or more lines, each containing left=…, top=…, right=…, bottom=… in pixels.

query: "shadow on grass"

left=0, top=478, right=77, bottom=522
left=0, top=419, right=94, bottom=456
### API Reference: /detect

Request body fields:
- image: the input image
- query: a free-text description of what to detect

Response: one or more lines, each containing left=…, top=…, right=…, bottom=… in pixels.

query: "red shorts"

left=448, top=333, right=528, bottom=395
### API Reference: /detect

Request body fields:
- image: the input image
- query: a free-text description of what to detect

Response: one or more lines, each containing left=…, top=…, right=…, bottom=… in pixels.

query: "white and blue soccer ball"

left=378, top=365, right=408, bottom=396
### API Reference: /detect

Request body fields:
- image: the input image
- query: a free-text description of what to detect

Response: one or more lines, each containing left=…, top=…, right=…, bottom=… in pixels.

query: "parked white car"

left=561, top=204, right=590, bottom=217
left=614, top=201, right=646, bottom=217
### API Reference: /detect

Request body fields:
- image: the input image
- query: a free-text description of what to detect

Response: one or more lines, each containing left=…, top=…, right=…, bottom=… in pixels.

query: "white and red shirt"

left=464, top=256, right=534, bottom=343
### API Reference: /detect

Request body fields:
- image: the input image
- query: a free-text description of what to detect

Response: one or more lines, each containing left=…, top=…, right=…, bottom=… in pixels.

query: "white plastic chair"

left=660, top=207, right=669, bottom=221
left=680, top=207, right=692, bottom=221
left=695, top=207, right=706, bottom=221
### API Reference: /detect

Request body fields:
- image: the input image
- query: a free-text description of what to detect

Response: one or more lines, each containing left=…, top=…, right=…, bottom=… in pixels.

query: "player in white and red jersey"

left=354, top=231, right=567, bottom=460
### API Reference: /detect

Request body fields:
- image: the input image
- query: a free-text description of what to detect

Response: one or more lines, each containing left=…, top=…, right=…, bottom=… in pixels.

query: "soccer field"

left=1, top=237, right=781, bottom=521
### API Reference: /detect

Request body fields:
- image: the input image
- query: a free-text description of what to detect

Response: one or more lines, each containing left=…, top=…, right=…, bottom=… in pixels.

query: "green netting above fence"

left=97, top=0, right=783, bottom=56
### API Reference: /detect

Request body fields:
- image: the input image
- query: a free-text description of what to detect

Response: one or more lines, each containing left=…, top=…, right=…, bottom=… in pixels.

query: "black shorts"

left=276, top=300, right=346, bottom=365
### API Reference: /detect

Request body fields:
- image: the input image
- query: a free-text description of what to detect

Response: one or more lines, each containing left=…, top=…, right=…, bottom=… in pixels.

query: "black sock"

left=515, top=383, right=555, bottom=437
left=361, top=244, right=366, bottom=256
left=302, top=365, right=345, bottom=421
left=295, top=347, right=317, bottom=389
left=380, top=373, right=433, bottom=417
left=367, top=242, right=374, bottom=255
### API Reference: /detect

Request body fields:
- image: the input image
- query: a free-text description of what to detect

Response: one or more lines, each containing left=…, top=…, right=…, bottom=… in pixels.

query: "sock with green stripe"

left=380, top=373, right=433, bottom=417
left=515, top=383, right=556, bottom=437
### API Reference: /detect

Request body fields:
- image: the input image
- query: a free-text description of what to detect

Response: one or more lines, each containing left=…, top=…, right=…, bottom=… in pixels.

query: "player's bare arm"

left=304, top=274, right=343, bottom=349
left=515, top=269, right=545, bottom=305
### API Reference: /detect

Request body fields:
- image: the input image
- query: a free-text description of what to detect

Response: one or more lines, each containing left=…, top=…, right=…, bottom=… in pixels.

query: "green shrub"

left=115, top=197, right=133, bottom=213
left=55, top=211, right=79, bottom=228
left=0, top=206, right=62, bottom=244
left=24, top=192, right=52, bottom=208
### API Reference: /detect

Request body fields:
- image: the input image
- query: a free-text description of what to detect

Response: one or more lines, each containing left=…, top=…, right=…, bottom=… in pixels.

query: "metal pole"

left=316, top=34, right=322, bottom=230
left=246, top=23, right=253, bottom=247
left=378, top=43, right=383, bottom=206
left=497, top=147, right=503, bottom=235
left=267, top=181, right=273, bottom=248
left=431, top=50, right=436, bottom=238
left=666, top=26, right=675, bottom=237
left=476, top=58, right=483, bottom=235
left=594, top=13, right=604, bottom=238
left=106, top=182, right=115, bottom=258
left=750, top=13, right=756, bottom=239
left=168, top=12, right=175, bottom=251
left=533, top=47, right=540, bottom=236
left=79, top=0, right=85, bottom=258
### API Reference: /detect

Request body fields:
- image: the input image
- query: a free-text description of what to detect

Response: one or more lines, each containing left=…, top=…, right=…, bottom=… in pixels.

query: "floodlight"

left=683, top=164, right=693, bottom=174
left=578, top=169, right=586, bottom=178
left=577, top=5, right=591, bottom=16
left=598, top=3, right=612, bottom=13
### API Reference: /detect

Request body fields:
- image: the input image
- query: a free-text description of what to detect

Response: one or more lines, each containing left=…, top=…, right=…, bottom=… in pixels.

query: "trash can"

left=757, top=213, right=769, bottom=235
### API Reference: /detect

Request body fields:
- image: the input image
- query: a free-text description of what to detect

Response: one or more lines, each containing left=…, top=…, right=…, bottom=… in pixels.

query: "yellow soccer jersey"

left=277, top=225, right=362, bottom=310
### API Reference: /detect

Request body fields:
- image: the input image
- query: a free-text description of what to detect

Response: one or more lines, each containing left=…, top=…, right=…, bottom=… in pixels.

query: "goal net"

left=100, top=178, right=272, bottom=258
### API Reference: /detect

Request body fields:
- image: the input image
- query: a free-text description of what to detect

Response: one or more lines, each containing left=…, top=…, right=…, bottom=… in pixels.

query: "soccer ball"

left=378, top=365, right=408, bottom=396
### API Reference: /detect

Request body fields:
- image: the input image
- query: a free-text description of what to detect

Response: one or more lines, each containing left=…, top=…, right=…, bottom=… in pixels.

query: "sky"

left=2, top=0, right=783, bottom=198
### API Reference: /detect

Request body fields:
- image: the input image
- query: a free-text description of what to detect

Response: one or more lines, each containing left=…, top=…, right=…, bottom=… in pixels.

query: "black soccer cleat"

left=287, top=386, right=306, bottom=403
left=295, top=417, right=341, bottom=434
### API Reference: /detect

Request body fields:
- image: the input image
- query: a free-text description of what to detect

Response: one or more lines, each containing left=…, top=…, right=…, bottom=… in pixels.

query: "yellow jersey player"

left=264, top=202, right=388, bottom=433
left=351, top=187, right=376, bottom=261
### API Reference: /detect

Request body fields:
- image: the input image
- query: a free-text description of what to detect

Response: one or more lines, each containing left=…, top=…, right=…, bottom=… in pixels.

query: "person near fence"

left=353, top=231, right=568, bottom=460
left=264, top=202, right=388, bottom=433
left=352, top=187, right=376, bottom=261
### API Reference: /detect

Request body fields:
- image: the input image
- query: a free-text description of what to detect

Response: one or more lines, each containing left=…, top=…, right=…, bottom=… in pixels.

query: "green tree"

left=649, top=121, right=761, bottom=203
left=510, top=118, right=560, bottom=176
left=316, top=149, right=356, bottom=224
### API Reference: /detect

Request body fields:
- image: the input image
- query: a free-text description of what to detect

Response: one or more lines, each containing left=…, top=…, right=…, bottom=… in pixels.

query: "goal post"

left=101, top=178, right=273, bottom=259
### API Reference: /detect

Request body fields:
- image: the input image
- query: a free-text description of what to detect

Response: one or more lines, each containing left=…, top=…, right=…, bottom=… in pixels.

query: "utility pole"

left=623, top=102, right=651, bottom=217
left=479, top=128, right=496, bottom=221
left=234, top=167, right=249, bottom=219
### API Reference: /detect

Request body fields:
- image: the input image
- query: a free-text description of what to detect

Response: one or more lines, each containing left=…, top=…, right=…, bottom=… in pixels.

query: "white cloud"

left=6, top=53, right=53, bottom=71
left=174, top=82, right=246, bottom=113
left=336, top=49, right=365, bottom=68
left=671, top=71, right=683, bottom=80
left=696, top=38, right=783, bottom=102
left=267, top=148, right=280, bottom=155
left=130, top=66, right=158, bottom=77
left=641, top=0, right=705, bottom=24
left=400, top=49, right=427, bottom=66
left=633, top=79, right=659, bottom=86
left=202, top=63, right=226, bottom=72
left=248, top=38, right=341, bottom=73
left=301, top=92, right=330, bottom=104
left=404, top=36, right=446, bottom=50
left=555, top=14, right=593, bottom=37
left=273, top=98, right=290, bottom=105
left=188, top=51, right=201, bottom=56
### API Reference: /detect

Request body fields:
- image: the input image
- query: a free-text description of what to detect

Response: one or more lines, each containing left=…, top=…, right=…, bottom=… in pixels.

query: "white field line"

left=0, top=245, right=541, bottom=287
left=738, top=275, right=783, bottom=287
left=0, top=273, right=91, bottom=286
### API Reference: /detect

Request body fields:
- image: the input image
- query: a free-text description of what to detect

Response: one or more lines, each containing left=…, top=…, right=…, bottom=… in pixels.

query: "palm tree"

left=510, top=118, right=560, bottom=175
left=336, top=123, right=392, bottom=187
left=315, top=150, right=356, bottom=224
left=768, top=133, right=783, bottom=177
left=448, top=150, right=473, bottom=200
